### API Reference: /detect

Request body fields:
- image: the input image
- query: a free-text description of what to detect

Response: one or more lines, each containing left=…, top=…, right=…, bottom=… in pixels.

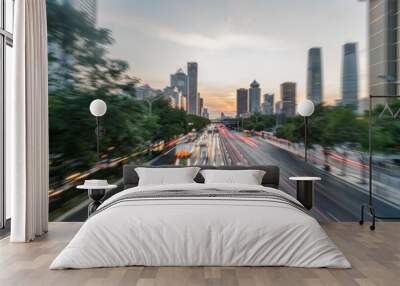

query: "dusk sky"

left=98, top=0, right=367, bottom=118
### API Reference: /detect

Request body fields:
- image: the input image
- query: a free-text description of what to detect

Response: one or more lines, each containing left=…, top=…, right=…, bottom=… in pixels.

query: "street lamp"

left=90, top=99, right=107, bottom=160
left=298, top=100, right=315, bottom=162
left=145, top=95, right=162, bottom=115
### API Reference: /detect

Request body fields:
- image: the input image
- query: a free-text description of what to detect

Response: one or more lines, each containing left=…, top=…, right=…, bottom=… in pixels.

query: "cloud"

left=157, top=29, right=283, bottom=51
left=100, top=12, right=284, bottom=52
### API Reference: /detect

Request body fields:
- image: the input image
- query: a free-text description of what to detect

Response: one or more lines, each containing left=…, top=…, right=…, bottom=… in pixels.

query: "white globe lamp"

left=89, top=99, right=107, bottom=161
left=298, top=100, right=315, bottom=117
left=90, top=99, right=107, bottom=117
left=298, top=100, right=315, bottom=162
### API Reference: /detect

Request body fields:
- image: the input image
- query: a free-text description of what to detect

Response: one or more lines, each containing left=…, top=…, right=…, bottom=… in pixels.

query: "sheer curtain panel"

left=7, top=0, right=48, bottom=242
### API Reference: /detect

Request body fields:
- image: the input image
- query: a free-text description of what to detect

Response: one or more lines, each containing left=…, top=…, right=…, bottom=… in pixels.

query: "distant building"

left=170, top=68, right=188, bottom=99
left=342, top=43, right=358, bottom=110
left=307, top=47, right=323, bottom=105
left=187, top=62, right=199, bottom=115
left=236, top=88, right=249, bottom=117
left=369, top=0, right=399, bottom=104
left=335, top=99, right=343, bottom=107
left=221, top=112, right=225, bottom=120
left=280, top=82, right=296, bottom=116
left=135, top=84, right=159, bottom=100
left=357, top=97, right=369, bottom=115
left=202, top=107, right=209, bottom=119
left=199, top=96, right=204, bottom=115
left=275, top=101, right=282, bottom=115
left=249, top=80, right=261, bottom=114
left=262, top=93, right=274, bottom=115
left=180, top=94, right=187, bottom=111
left=162, top=86, right=182, bottom=109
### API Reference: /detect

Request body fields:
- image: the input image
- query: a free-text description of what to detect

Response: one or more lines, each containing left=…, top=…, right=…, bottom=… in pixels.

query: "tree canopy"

left=47, top=1, right=209, bottom=185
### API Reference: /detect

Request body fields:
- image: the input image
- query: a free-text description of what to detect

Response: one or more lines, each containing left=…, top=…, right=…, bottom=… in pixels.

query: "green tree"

left=186, top=114, right=211, bottom=133
left=47, top=1, right=153, bottom=185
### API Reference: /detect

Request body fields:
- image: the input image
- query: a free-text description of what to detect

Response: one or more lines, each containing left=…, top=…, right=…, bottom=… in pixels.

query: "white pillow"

left=135, top=167, right=200, bottom=186
left=200, top=169, right=266, bottom=185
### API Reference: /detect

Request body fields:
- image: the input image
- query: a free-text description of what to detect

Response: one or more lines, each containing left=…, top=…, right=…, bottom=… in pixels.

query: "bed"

left=50, top=165, right=350, bottom=269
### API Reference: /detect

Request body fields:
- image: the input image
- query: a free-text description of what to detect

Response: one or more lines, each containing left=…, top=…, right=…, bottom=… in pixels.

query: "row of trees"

left=234, top=102, right=399, bottom=179
left=47, top=1, right=209, bottom=186
left=276, top=103, right=400, bottom=155
left=236, top=102, right=399, bottom=157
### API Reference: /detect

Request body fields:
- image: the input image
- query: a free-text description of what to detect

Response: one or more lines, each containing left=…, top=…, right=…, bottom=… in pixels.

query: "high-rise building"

left=49, top=0, right=98, bottom=91
left=369, top=0, right=399, bottom=101
left=249, top=80, right=261, bottom=114
left=262, top=93, right=274, bottom=115
left=236, top=88, right=249, bottom=117
left=65, top=0, right=97, bottom=25
left=358, top=97, right=370, bottom=115
left=187, top=62, right=198, bottom=115
left=162, top=86, right=182, bottom=109
left=180, top=94, right=187, bottom=111
left=275, top=101, right=282, bottom=115
left=170, top=68, right=188, bottom=98
left=199, top=96, right=204, bottom=115
left=135, top=84, right=159, bottom=100
left=280, top=82, right=296, bottom=116
left=307, top=47, right=323, bottom=104
left=342, top=43, right=358, bottom=110
left=202, top=107, right=209, bottom=119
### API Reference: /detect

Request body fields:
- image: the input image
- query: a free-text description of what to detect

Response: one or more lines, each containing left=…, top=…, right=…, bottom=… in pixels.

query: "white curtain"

left=7, top=0, right=49, bottom=242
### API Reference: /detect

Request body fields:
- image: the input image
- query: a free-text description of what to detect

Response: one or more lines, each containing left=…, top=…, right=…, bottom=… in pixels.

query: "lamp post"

left=90, top=99, right=107, bottom=160
left=145, top=95, right=162, bottom=116
left=298, top=100, right=315, bottom=162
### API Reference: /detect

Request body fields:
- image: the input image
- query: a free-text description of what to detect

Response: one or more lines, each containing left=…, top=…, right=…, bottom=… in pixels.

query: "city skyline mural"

left=47, top=0, right=400, bottom=225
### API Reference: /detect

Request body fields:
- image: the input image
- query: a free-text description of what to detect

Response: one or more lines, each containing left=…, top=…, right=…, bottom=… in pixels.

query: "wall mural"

left=47, top=0, right=400, bottom=222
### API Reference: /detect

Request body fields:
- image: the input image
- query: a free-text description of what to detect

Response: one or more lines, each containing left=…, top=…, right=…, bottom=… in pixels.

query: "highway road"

left=217, top=126, right=400, bottom=222
left=61, top=125, right=400, bottom=222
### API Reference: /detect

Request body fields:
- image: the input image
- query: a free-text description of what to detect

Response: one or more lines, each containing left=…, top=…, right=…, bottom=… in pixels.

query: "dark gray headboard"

left=123, top=165, right=280, bottom=189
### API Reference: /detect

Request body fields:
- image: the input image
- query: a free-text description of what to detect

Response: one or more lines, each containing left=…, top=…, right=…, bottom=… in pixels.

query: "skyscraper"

left=307, top=48, right=323, bottom=104
left=187, top=62, right=198, bottom=115
left=249, top=80, right=261, bottom=114
left=199, top=96, right=204, bottom=116
left=49, top=0, right=98, bottom=91
left=342, top=43, right=358, bottom=109
left=170, top=68, right=188, bottom=98
left=262, top=93, right=274, bottom=115
left=162, top=86, right=181, bottom=109
left=369, top=0, right=399, bottom=101
left=236, top=88, right=249, bottom=117
left=280, top=82, right=296, bottom=116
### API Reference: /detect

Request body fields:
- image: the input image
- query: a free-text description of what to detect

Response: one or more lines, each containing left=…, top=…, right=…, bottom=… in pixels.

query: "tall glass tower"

left=369, top=0, right=399, bottom=102
left=236, top=88, right=249, bottom=117
left=307, top=48, right=323, bottom=105
left=249, top=80, right=261, bottom=114
left=342, top=43, right=358, bottom=110
left=281, top=82, right=296, bottom=116
left=187, top=62, right=198, bottom=115
left=170, top=68, right=187, bottom=98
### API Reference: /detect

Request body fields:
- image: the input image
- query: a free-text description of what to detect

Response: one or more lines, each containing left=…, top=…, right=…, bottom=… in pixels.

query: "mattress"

left=50, top=183, right=351, bottom=269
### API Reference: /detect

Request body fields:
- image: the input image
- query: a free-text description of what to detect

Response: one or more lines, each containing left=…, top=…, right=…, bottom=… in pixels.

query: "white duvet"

left=50, top=183, right=351, bottom=269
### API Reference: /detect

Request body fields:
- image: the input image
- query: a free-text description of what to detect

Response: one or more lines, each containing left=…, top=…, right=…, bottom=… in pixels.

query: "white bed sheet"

left=50, top=183, right=351, bottom=269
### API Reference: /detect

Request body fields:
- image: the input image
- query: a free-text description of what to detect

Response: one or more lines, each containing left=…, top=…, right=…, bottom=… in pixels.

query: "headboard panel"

left=123, top=165, right=280, bottom=189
